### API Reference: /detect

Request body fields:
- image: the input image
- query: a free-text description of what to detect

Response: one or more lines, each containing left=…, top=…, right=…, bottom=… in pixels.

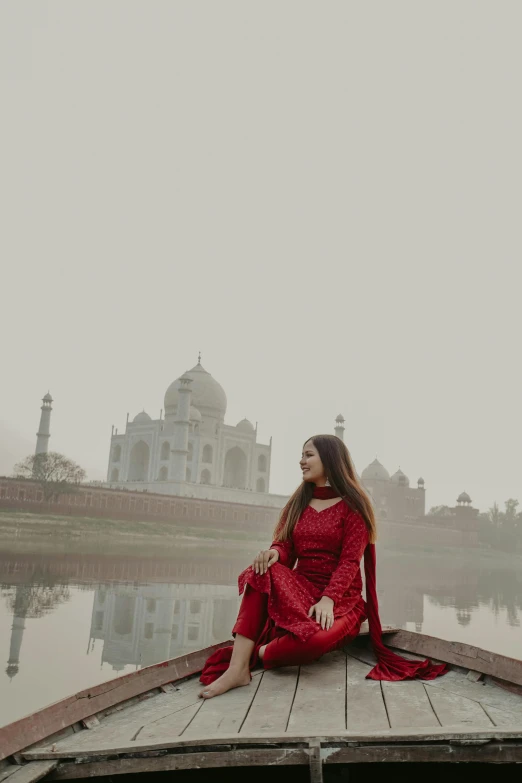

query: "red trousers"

left=232, top=585, right=366, bottom=669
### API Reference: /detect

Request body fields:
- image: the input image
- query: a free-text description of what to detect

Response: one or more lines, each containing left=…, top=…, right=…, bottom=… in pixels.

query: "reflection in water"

left=88, top=583, right=239, bottom=671
left=0, top=542, right=521, bottom=725
left=2, top=579, right=71, bottom=680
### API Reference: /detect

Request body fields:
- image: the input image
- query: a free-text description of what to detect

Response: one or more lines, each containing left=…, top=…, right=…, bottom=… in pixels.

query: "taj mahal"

left=106, top=356, right=288, bottom=507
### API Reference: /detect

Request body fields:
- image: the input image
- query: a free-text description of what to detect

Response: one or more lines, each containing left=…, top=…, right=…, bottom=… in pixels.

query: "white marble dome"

left=164, top=361, right=227, bottom=418
left=361, top=458, right=390, bottom=482
left=236, top=418, right=255, bottom=433
left=390, top=468, right=410, bottom=487
left=133, top=410, right=152, bottom=423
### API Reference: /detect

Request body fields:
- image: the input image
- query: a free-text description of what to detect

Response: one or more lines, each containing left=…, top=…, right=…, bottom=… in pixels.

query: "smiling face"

left=300, top=439, right=327, bottom=485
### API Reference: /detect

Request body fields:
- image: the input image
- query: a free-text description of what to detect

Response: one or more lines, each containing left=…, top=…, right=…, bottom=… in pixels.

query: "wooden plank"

left=23, top=725, right=522, bottom=762
left=4, top=762, right=58, bottom=783
left=35, top=678, right=204, bottom=755
left=323, top=742, right=522, bottom=764
left=240, top=666, right=299, bottom=734
left=0, top=641, right=231, bottom=762
left=49, top=748, right=310, bottom=779
left=426, top=670, right=522, bottom=717
left=425, top=685, right=493, bottom=727
left=134, top=702, right=203, bottom=740
left=181, top=672, right=263, bottom=738
left=0, top=766, right=19, bottom=783
left=480, top=703, right=522, bottom=727
left=382, top=681, right=440, bottom=728
left=308, top=739, right=323, bottom=783
left=345, top=654, right=389, bottom=731
left=288, top=651, right=346, bottom=734
left=45, top=741, right=522, bottom=778
left=387, top=630, right=522, bottom=686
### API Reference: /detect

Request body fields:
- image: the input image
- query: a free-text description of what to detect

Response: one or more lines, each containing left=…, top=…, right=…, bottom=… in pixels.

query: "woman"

left=199, top=435, right=447, bottom=698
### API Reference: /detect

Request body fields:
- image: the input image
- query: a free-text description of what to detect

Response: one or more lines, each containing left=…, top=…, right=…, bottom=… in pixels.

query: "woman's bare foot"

left=258, top=644, right=267, bottom=660
left=199, top=666, right=251, bottom=699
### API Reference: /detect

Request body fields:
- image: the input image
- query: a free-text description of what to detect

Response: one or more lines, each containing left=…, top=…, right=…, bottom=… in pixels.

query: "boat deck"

left=19, top=638, right=522, bottom=779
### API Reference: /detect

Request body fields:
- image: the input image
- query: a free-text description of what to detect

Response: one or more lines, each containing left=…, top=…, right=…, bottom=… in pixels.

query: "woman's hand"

left=308, top=596, right=335, bottom=630
left=253, top=548, right=279, bottom=575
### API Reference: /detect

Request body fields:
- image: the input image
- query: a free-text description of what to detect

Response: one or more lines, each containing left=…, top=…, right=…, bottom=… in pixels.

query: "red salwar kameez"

left=200, top=494, right=448, bottom=684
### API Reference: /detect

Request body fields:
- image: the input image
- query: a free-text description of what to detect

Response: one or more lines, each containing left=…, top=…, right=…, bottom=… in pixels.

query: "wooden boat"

left=1, top=624, right=522, bottom=782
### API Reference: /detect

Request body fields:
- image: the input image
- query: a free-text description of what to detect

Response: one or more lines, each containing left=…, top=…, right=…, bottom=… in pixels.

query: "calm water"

left=1, top=540, right=521, bottom=727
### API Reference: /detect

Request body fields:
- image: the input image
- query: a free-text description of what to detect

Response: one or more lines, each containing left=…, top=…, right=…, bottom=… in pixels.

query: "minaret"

left=6, top=585, right=30, bottom=680
left=171, top=374, right=193, bottom=482
left=35, top=392, right=53, bottom=455
left=334, top=414, right=345, bottom=441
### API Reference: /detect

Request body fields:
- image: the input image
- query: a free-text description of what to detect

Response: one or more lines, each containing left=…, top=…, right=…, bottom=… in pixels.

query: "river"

left=1, top=537, right=521, bottom=727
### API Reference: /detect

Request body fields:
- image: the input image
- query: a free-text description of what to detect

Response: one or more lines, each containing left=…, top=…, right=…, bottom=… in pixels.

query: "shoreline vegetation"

left=0, top=510, right=521, bottom=566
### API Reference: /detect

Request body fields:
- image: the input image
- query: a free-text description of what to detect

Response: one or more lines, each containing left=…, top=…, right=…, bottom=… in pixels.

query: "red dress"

left=200, top=500, right=448, bottom=684
left=239, top=500, right=367, bottom=641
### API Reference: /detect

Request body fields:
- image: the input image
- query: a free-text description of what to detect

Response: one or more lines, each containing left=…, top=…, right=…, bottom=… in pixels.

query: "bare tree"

left=14, top=452, right=86, bottom=501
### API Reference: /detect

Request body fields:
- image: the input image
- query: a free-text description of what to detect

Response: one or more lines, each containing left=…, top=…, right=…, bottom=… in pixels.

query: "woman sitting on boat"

left=200, top=434, right=447, bottom=698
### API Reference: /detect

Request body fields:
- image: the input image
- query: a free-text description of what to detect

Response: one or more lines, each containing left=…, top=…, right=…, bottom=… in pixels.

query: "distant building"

left=360, top=459, right=426, bottom=522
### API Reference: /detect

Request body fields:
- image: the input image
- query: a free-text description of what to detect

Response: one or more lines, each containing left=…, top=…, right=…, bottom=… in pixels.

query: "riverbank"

left=0, top=510, right=268, bottom=556
left=1, top=510, right=521, bottom=567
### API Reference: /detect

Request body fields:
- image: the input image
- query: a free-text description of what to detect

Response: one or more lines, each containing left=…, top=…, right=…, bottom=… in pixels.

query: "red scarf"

left=315, top=485, right=447, bottom=680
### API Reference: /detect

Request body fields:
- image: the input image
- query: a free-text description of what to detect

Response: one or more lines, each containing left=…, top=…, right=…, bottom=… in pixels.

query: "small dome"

left=390, top=469, right=410, bottom=487
left=335, top=414, right=345, bottom=423
left=133, top=410, right=152, bottom=423
left=417, top=477, right=425, bottom=485
left=189, top=406, right=202, bottom=422
left=457, top=492, right=472, bottom=504
left=236, top=418, right=255, bottom=433
left=43, top=392, right=53, bottom=402
left=164, top=361, right=227, bottom=418
left=361, top=458, right=390, bottom=482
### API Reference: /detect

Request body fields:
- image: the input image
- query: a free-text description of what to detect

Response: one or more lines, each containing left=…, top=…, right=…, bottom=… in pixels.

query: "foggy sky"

left=1, top=1, right=521, bottom=512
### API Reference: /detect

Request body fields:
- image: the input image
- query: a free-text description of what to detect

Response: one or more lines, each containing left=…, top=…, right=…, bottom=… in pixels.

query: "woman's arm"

left=269, top=534, right=296, bottom=569
left=321, top=511, right=369, bottom=604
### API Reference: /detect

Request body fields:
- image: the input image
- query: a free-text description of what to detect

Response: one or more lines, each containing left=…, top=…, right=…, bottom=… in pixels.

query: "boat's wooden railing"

left=0, top=642, right=232, bottom=762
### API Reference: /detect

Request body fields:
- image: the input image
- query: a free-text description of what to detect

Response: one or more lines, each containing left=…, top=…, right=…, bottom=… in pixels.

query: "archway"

left=223, top=446, right=247, bottom=489
left=258, top=454, right=266, bottom=472
left=160, top=441, right=170, bottom=461
left=158, top=466, right=168, bottom=481
left=202, top=444, right=213, bottom=464
left=110, top=468, right=119, bottom=482
left=112, top=445, right=121, bottom=462
left=256, top=477, right=265, bottom=493
left=201, top=468, right=211, bottom=484
left=128, top=441, right=150, bottom=481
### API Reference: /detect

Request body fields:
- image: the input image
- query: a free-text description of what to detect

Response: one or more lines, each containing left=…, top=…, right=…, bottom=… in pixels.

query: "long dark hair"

left=273, top=434, right=377, bottom=544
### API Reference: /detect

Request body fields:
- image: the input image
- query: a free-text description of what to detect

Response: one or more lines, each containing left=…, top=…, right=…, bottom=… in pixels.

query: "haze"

left=1, top=1, right=520, bottom=511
